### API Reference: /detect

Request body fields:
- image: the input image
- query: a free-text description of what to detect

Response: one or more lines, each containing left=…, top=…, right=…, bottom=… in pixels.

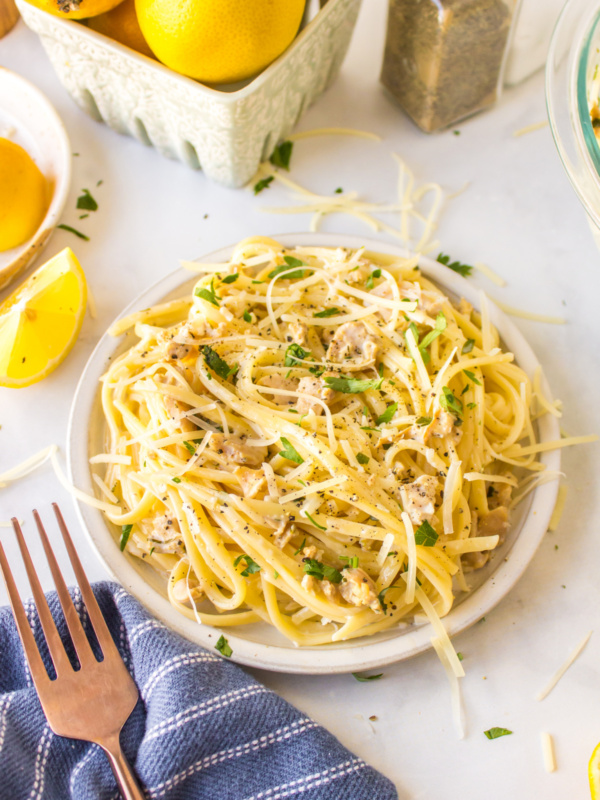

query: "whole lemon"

left=0, top=139, right=48, bottom=253
left=87, top=0, right=154, bottom=58
left=135, top=0, right=306, bottom=84
left=23, top=0, right=125, bottom=20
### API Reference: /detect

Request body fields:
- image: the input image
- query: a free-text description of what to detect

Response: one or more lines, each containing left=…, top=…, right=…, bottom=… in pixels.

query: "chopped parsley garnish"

left=365, top=268, right=382, bottom=290
left=313, top=307, right=340, bottom=318
left=268, top=256, right=309, bottom=281
left=221, top=273, right=239, bottom=284
left=356, top=452, right=370, bottom=465
left=294, top=537, right=307, bottom=555
left=437, top=252, right=473, bottom=277
left=352, top=672, right=383, bottom=682
left=303, top=558, right=342, bottom=583
left=418, top=312, right=447, bottom=355
left=378, top=584, right=401, bottom=613
left=334, top=187, right=343, bottom=193
left=279, top=437, right=303, bottom=464
left=234, top=553, right=262, bottom=576
left=254, top=175, right=273, bottom=194
left=416, top=416, right=432, bottom=426
left=172, top=477, right=182, bottom=484
left=243, top=309, right=252, bottom=323
left=440, top=386, right=463, bottom=418
left=463, top=369, right=481, bottom=385
left=76, top=188, right=98, bottom=211
left=414, top=520, right=438, bottom=547
left=215, top=635, right=232, bottom=658
left=462, top=338, right=475, bottom=354
left=119, top=524, right=132, bottom=551
left=305, top=512, right=326, bottom=531
left=375, top=402, right=398, bottom=426
left=202, top=345, right=238, bottom=380
left=484, top=727, right=513, bottom=740
left=467, top=402, right=477, bottom=410
left=324, top=375, right=384, bottom=394
left=195, top=278, right=220, bottom=307
left=183, top=440, right=197, bottom=454
left=285, top=343, right=311, bottom=367
left=340, top=555, right=359, bottom=568
left=457, top=652, right=464, bottom=661
left=57, top=224, right=89, bottom=241
left=274, top=571, right=279, bottom=579
left=269, top=140, right=293, bottom=170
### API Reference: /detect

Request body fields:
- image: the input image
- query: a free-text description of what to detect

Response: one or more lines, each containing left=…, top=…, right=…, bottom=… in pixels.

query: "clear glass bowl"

left=546, top=0, right=600, bottom=238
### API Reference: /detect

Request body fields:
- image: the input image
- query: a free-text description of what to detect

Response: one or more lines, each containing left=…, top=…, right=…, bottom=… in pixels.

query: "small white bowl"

left=67, top=233, right=560, bottom=674
left=0, top=68, right=71, bottom=291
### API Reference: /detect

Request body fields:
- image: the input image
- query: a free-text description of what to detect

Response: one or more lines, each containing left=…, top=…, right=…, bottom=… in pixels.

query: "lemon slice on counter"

left=590, top=742, right=600, bottom=798
left=0, top=248, right=87, bottom=388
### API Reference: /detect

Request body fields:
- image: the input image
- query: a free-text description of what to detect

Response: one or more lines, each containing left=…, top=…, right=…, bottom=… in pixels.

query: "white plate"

left=0, top=68, right=71, bottom=290
left=67, top=233, right=560, bottom=674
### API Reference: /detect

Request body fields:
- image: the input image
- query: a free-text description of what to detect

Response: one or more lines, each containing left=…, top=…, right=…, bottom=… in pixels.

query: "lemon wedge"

left=0, top=248, right=87, bottom=388
left=590, top=742, right=600, bottom=798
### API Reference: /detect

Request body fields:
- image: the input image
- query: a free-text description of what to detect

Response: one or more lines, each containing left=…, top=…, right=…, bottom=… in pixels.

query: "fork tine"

left=0, top=538, right=49, bottom=688
left=52, top=504, right=120, bottom=659
left=10, top=518, right=72, bottom=677
left=33, top=510, right=96, bottom=669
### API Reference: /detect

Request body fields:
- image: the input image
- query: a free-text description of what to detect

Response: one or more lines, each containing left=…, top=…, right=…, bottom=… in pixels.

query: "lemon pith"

left=0, top=248, right=87, bottom=388
left=135, top=0, right=306, bottom=84
left=0, top=138, right=48, bottom=253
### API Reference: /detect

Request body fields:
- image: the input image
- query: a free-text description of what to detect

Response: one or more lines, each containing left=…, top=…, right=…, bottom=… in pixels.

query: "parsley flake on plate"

left=269, top=140, right=293, bottom=170
left=484, top=727, right=513, bottom=740
left=195, top=278, right=220, bottom=307
left=233, top=554, right=262, bottom=576
left=215, top=635, right=232, bottom=658
left=313, top=307, right=340, bottom=318
left=202, top=345, right=238, bottom=380
left=57, top=224, right=89, bottom=241
left=221, top=272, right=239, bottom=284
left=356, top=452, right=370, bottom=465
left=268, top=256, right=309, bottom=281
left=375, top=402, right=398, bottom=426
left=324, top=375, right=384, bottom=394
left=279, top=437, right=303, bottom=464
left=437, top=252, right=473, bottom=277
left=284, top=343, right=311, bottom=367
left=303, top=558, right=342, bottom=583
left=119, top=524, right=132, bottom=551
left=440, top=386, right=463, bottom=418
left=414, top=520, right=438, bottom=547
left=352, top=672, right=383, bottom=682
left=254, top=175, right=273, bottom=194
left=76, top=188, right=98, bottom=211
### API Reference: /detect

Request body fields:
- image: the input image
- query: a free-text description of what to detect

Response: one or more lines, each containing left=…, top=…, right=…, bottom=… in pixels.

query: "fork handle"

left=101, top=733, right=145, bottom=800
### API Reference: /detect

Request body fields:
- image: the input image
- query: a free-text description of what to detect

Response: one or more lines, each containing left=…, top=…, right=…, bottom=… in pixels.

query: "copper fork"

left=0, top=504, right=144, bottom=800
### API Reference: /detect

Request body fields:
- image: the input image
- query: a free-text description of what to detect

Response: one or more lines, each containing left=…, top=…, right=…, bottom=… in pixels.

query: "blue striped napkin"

left=0, top=581, right=398, bottom=800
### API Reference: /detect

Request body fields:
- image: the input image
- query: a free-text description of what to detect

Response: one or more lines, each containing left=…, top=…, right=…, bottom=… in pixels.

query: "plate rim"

left=67, top=233, right=561, bottom=674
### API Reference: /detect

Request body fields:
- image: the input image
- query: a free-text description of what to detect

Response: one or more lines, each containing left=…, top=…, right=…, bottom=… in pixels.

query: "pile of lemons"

left=25, top=0, right=306, bottom=85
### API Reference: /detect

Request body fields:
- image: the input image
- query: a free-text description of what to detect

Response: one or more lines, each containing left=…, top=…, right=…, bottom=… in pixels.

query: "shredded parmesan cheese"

left=491, top=297, right=566, bottom=325
left=536, top=631, right=593, bottom=701
left=548, top=485, right=568, bottom=532
left=541, top=732, right=557, bottom=773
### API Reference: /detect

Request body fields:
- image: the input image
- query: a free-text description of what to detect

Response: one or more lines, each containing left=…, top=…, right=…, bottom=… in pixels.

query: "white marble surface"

left=1, top=3, right=600, bottom=798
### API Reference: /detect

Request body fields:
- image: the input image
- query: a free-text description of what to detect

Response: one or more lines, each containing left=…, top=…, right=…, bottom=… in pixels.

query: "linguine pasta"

left=94, top=237, right=552, bottom=647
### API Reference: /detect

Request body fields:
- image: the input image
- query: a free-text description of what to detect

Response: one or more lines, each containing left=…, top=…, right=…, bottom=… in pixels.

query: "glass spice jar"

left=380, top=0, right=518, bottom=133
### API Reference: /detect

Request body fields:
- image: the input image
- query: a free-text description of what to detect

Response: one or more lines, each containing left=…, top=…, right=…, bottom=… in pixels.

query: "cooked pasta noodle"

left=94, top=237, right=556, bottom=646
